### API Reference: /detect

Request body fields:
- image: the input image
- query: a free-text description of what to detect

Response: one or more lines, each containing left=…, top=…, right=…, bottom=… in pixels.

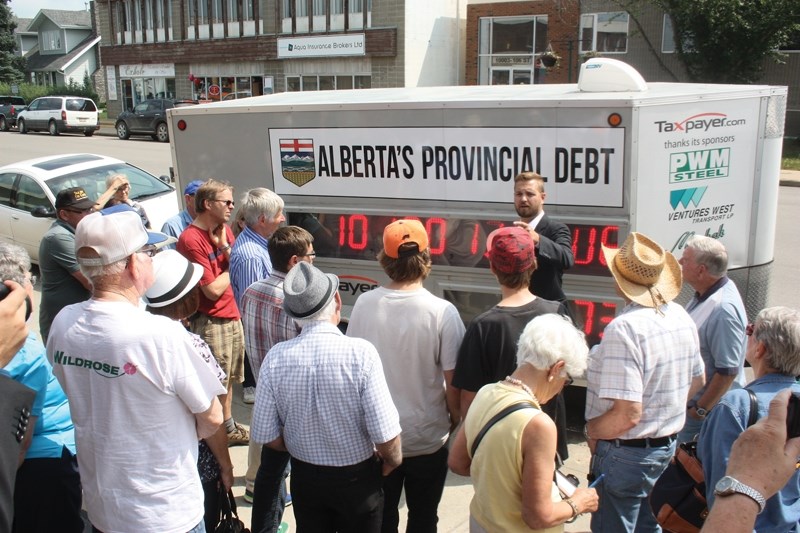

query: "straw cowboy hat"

left=601, top=232, right=682, bottom=308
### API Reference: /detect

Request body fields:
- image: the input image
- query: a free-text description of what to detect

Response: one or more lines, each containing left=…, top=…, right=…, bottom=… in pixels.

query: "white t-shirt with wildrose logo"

left=47, top=299, right=226, bottom=533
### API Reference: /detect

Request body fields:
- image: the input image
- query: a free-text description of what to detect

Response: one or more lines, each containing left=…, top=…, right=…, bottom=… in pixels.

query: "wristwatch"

left=714, top=475, right=766, bottom=513
left=695, top=405, right=709, bottom=417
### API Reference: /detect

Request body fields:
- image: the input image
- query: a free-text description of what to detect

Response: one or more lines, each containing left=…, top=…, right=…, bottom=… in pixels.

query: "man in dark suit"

left=0, top=281, right=36, bottom=532
left=513, top=171, right=574, bottom=302
left=512, top=171, right=574, bottom=459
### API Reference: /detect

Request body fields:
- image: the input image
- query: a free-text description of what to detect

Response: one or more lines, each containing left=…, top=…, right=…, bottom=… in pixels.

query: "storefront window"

left=191, top=75, right=264, bottom=100
left=478, top=16, right=548, bottom=86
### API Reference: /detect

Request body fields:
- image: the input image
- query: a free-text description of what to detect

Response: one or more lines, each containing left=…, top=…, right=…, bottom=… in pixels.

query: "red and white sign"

left=208, top=85, right=221, bottom=97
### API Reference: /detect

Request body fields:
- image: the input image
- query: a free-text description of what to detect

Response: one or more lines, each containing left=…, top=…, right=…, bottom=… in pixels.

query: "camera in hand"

left=0, top=282, right=33, bottom=322
left=787, top=393, right=800, bottom=439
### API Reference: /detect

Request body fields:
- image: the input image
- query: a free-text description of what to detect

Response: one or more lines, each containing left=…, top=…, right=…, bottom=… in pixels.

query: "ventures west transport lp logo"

left=280, top=138, right=316, bottom=186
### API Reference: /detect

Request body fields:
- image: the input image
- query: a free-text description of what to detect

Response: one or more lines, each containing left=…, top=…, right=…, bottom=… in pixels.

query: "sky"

left=9, top=0, right=91, bottom=19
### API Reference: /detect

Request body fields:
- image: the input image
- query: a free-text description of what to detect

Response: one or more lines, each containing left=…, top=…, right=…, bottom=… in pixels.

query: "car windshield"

left=45, top=163, right=173, bottom=205
left=65, top=98, right=97, bottom=112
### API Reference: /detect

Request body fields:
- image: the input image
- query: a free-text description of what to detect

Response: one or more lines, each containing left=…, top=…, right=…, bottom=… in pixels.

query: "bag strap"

left=470, top=402, right=535, bottom=457
left=746, top=388, right=759, bottom=428
left=217, top=486, right=239, bottom=520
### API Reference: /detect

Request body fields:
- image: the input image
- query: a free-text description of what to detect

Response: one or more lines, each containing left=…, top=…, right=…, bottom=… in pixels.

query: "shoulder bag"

left=215, top=486, right=250, bottom=533
left=649, top=389, right=758, bottom=533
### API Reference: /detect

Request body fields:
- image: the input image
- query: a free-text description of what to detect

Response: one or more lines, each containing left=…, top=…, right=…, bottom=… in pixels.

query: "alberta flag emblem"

left=280, top=138, right=316, bottom=187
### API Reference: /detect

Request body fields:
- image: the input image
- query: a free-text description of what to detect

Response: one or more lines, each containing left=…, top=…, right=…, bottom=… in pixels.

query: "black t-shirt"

left=453, top=298, right=567, bottom=392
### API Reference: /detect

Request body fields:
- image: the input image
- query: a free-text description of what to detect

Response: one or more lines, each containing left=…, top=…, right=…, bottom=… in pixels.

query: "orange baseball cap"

left=383, top=219, right=429, bottom=258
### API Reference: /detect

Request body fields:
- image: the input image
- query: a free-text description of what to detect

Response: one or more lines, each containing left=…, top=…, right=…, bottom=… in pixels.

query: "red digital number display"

left=292, top=212, right=619, bottom=277
left=570, top=299, right=618, bottom=346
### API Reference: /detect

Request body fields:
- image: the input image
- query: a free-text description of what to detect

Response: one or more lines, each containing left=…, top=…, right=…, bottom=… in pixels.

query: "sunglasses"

left=746, top=323, right=755, bottom=336
left=212, top=199, right=235, bottom=208
left=136, top=245, right=160, bottom=258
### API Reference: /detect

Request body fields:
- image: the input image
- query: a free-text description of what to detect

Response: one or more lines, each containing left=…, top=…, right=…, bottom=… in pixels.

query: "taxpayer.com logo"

left=654, top=113, right=746, bottom=133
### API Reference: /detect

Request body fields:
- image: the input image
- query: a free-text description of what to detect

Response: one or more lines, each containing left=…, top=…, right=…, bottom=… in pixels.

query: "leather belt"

left=605, top=434, right=677, bottom=448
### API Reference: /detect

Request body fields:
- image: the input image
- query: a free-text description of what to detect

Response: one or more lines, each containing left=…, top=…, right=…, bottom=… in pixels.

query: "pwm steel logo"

left=280, top=138, right=316, bottom=187
left=669, top=148, right=730, bottom=183
left=670, top=186, right=707, bottom=210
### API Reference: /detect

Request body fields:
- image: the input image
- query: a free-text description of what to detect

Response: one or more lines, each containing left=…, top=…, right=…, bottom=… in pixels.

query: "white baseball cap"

left=76, top=209, right=176, bottom=267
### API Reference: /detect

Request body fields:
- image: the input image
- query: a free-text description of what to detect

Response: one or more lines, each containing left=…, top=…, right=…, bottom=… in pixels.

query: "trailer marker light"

left=177, top=119, right=187, bottom=131
left=608, top=113, right=622, bottom=127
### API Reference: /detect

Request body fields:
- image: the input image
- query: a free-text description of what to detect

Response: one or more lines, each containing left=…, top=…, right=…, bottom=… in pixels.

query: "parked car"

left=17, top=96, right=100, bottom=136
left=0, top=96, right=27, bottom=131
left=115, top=98, right=198, bottom=142
left=0, top=153, right=179, bottom=263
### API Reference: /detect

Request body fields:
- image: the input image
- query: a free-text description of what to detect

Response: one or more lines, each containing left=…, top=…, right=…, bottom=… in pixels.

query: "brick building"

left=94, top=0, right=467, bottom=116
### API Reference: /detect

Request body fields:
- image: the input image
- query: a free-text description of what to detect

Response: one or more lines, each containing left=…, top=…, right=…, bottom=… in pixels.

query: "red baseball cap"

left=485, top=226, right=536, bottom=274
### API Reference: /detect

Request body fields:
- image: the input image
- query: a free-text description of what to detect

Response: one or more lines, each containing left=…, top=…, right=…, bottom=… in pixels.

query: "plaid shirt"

left=251, top=321, right=401, bottom=466
left=585, top=302, right=703, bottom=439
left=240, top=271, right=300, bottom=380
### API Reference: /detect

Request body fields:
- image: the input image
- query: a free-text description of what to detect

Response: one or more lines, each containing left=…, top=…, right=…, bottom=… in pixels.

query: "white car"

left=0, top=153, right=179, bottom=263
left=17, top=96, right=100, bottom=136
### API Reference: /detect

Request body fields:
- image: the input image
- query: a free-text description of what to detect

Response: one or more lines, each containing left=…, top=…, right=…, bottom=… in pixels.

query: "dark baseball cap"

left=55, top=187, right=95, bottom=210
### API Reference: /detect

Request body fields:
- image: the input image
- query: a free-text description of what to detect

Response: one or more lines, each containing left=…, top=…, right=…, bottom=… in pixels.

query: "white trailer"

left=168, top=59, right=787, bottom=346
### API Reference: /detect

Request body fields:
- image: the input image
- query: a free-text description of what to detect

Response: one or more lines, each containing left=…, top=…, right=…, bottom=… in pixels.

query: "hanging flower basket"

left=540, top=51, right=560, bottom=69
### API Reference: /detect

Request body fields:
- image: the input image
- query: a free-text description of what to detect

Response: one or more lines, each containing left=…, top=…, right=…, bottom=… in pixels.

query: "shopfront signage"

left=277, top=34, right=365, bottom=58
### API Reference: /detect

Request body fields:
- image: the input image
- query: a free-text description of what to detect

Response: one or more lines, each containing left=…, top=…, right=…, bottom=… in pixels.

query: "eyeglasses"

left=26, top=274, right=37, bottom=287
left=136, top=245, right=159, bottom=258
left=746, top=323, right=755, bottom=336
left=564, top=374, right=574, bottom=388
left=117, top=184, right=130, bottom=191
left=302, top=252, right=317, bottom=258
left=212, top=199, right=235, bottom=208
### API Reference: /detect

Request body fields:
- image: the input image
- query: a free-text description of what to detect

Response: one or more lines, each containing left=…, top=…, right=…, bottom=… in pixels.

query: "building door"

left=121, top=79, right=134, bottom=112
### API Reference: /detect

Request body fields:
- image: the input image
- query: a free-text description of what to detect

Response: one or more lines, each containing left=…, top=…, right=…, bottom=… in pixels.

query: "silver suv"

left=17, top=96, right=100, bottom=136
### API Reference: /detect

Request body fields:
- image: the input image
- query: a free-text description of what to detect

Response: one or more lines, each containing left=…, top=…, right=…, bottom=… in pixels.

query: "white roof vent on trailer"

left=578, top=58, right=648, bottom=92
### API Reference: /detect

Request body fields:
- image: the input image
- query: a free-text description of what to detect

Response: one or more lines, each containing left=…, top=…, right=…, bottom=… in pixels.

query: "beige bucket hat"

left=601, top=232, right=682, bottom=308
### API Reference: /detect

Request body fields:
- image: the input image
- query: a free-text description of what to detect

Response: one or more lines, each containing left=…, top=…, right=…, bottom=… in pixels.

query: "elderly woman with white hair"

left=698, top=305, right=800, bottom=532
left=449, top=313, right=599, bottom=532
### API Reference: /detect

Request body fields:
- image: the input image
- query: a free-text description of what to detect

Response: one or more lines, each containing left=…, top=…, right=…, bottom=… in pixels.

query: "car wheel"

left=84, top=129, right=94, bottom=137
left=0, top=116, right=7, bottom=132
left=18, top=119, right=27, bottom=134
left=48, top=120, right=60, bottom=136
left=155, top=122, right=169, bottom=142
left=116, top=121, right=130, bottom=140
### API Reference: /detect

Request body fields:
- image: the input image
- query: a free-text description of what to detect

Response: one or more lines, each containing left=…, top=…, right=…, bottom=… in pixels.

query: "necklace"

left=504, top=376, right=540, bottom=407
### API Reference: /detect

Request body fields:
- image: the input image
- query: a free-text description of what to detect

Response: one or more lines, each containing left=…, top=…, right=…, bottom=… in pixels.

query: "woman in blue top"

left=0, top=243, right=82, bottom=533
left=698, top=306, right=800, bottom=533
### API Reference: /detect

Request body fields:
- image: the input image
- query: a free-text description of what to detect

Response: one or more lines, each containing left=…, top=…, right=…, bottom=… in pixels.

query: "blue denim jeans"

left=677, top=413, right=702, bottom=444
left=589, top=439, right=676, bottom=533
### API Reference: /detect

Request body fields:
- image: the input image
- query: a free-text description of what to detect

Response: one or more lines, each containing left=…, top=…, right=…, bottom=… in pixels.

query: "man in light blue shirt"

left=677, top=235, right=747, bottom=443
left=228, top=187, right=285, bottom=505
left=160, top=180, right=204, bottom=249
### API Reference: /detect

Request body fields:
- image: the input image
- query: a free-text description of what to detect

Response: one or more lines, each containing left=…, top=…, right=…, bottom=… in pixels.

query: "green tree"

left=653, top=0, right=800, bottom=83
left=0, top=0, right=25, bottom=84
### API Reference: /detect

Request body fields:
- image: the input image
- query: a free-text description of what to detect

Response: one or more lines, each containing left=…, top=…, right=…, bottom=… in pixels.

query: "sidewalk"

left=226, top=382, right=593, bottom=532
